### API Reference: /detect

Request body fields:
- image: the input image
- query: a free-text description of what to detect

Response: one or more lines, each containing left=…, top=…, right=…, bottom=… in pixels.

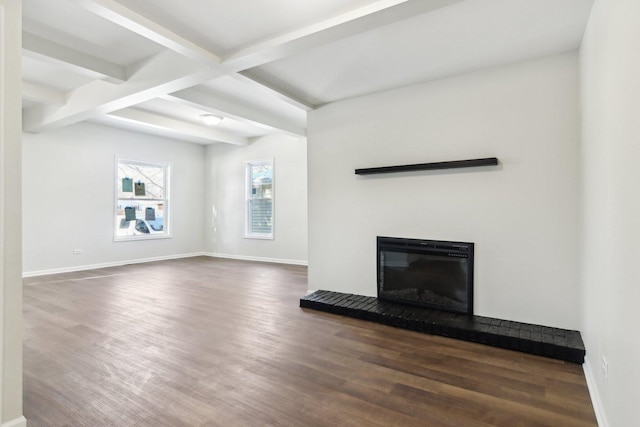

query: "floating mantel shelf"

left=354, top=157, right=499, bottom=175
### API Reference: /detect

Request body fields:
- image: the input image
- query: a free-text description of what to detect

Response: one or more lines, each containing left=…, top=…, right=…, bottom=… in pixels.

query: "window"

left=115, top=158, right=170, bottom=241
left=245, top=160, right=273, bottom=239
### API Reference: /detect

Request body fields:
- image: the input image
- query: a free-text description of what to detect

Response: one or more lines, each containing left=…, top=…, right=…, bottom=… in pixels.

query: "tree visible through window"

left=245, top=160, right=273, bottom=239
left=115, top=158, right=170, bottom=240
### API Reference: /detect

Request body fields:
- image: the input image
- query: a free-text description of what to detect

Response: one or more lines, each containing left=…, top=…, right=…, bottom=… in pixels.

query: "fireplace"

left=377, top=236, right=474, bottom=315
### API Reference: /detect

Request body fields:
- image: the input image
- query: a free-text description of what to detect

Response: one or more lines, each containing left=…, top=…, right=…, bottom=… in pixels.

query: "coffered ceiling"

left=21, top=0, right=595, bottom=145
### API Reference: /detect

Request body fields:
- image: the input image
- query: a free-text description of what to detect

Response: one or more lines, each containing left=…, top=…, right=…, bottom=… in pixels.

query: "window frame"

left=114, top=157, right=171, bottom=242
left=244, top=159, right=274, bottom=240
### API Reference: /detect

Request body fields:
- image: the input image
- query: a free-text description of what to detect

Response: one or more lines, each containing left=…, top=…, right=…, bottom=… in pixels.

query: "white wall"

left=580, top=0, right=640, bottom=425
left=205, top=134, right=307, bottom=264
left=22, top=122, right=206, bottom=274
left=308, top=53, right=581, bottom=329
left=0, top=0, right=25, bottom=425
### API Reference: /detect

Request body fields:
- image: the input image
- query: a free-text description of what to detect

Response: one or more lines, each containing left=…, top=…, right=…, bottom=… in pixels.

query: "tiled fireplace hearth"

left=300, top=290, right=585, bottom=364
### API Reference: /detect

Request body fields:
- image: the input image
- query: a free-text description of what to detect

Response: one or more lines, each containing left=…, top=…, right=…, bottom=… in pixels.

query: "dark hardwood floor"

left=23, top=257, right=597, bottom=426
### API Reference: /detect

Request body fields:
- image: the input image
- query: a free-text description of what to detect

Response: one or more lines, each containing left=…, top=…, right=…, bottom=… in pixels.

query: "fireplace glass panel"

left=377, top=237, right=474, bottom=315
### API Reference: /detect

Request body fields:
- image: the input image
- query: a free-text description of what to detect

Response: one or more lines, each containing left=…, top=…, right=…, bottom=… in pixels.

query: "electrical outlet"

left=601, top=356, right=608, bottom=379
left=73, top=249, right=82, bottom=255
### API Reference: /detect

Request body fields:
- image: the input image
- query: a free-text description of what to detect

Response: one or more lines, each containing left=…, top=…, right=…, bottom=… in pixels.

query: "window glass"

left=246, top=160, right=273, bottom=239
left=115, top=158, right=170, bottom=240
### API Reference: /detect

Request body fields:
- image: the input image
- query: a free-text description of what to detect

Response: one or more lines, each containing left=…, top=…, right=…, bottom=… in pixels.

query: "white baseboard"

left=23, top=252, right=308, bottom=277
left=583, top=356, right=609, bottom=427
left=2, top=416, right=27, bottom=427
left=205, top=252, right=308, bottom=266
left=22, top=252, right=208, bottom=278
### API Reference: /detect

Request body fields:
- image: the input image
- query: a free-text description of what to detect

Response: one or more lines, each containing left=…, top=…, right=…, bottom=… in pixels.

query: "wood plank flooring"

left=23, top=257, right=597, bottom=426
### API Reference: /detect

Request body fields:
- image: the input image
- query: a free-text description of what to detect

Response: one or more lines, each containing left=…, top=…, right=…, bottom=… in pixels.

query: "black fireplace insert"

left=377, top=236, right=474, bottom=315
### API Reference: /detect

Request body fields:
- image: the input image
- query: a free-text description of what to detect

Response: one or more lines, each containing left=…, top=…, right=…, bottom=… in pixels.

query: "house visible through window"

left=115, top=158, right=170, bottom=241
left=245, top=160, right=273, bottom=239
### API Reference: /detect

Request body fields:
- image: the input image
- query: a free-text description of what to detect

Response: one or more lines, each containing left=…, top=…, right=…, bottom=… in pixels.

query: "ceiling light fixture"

left=199, top=113, right=223, bottom=126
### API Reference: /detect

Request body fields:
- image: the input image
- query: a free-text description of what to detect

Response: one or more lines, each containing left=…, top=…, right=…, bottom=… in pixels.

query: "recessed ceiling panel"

left=23, top=0, right=164, bottom=66
left=249, top=0, right=594, bottom=105
left=22, top=56, right=95, bottom=92
left=135, top=98, right=275, bottom=138
left=201, top=76, right=306, bottom=126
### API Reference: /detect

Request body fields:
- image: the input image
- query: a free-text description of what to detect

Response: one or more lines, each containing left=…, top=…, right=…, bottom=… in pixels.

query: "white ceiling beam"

left=23, top=50, right=218, bottom=133
left=222, top=0, right=464, bottom=71
left=69, top=0, right=311, bottom=111
left=22, top=32, right=127, bottom=83
left=106, top=108, right=248, bottom=145
left=22, top=81, right=66, bottom=106
left=68, top=0, right=317, bottom=112
left=163, top=88, right=306, bottom=137
left=69, top=0, right=220, bottom=67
